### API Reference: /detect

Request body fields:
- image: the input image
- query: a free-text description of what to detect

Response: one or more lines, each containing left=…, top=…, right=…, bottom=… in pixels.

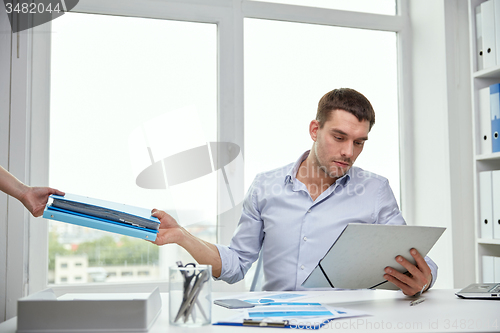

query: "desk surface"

left=0, top=289, right=499, bottom=332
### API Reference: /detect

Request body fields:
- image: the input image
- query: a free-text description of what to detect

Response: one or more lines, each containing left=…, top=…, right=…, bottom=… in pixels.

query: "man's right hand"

left=149, top=209, right=223, bottom=277
left=149, top=209, right=184, bottom=246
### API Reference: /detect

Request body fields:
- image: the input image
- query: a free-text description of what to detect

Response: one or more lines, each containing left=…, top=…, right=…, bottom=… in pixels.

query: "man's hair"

left=316, top=88, right=375, bottom=130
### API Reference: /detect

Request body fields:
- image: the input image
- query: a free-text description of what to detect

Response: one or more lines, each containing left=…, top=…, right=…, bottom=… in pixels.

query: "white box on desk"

left=16, top=287, right=162, bottom=333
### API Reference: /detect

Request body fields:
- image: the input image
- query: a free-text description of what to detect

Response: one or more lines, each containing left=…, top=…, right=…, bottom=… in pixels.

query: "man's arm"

left=150, top=209, right=223, bottom=277
left=375, top=179, right=436, bottom=295
left=0, top=165, right=65, bottom=217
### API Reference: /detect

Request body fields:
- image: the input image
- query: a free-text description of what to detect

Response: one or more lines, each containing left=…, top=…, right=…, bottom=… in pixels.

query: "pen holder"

left=169, top=264, right=212, bottom=326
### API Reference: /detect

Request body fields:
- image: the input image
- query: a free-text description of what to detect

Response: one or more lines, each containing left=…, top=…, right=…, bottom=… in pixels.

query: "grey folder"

left=302, top=224, right=445, bottom=290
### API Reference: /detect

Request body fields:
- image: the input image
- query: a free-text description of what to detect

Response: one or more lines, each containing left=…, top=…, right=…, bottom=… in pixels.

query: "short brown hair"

left=316, top=88, right=375, bottom=130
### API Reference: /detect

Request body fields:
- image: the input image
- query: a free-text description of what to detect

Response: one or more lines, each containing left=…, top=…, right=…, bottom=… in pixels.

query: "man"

left=151, top=88, right=436, bottom=296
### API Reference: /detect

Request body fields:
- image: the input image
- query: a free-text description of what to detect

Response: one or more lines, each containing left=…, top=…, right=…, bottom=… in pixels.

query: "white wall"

left=0, top=6, right=12, bottom=323
left=442, top=0, right=476, bottom=289
left=409, top=0, right=474, bottom=289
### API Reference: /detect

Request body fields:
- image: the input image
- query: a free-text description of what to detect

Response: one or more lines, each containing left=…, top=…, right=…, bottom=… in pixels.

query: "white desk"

left=0, top=289, right=498, bottom=332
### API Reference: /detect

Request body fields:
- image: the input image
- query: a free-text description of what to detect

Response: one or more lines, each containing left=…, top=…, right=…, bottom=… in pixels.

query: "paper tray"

left=17, top=287, right=162, bottom=333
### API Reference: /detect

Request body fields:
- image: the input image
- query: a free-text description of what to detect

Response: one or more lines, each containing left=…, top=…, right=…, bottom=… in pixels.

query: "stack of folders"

left=477, top=83, right=500, bottom=155
left=475, top=0, right=500, bottom=71
left=43, top=193, right=160, bottom=241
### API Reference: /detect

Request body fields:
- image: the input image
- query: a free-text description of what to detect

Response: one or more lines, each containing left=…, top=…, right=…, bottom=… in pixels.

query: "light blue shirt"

left=216, top=151, right=438, bottom=291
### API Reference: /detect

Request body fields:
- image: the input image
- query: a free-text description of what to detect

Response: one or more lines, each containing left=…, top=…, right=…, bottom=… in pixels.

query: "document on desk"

left=214, top=303, right=368, bottom=329
left=302, top=223, right=445, bottom=290
left=218, top=292, right=313, bottom=305
left=43, top=193, right=160, bottom=241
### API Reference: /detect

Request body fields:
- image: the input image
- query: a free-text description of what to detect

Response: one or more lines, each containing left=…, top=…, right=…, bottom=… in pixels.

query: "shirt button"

left=300, top=265, right=305, bottom=270
left=307, top=209, right=311, bottom=213
left=303, top=236, right=307, bottom=241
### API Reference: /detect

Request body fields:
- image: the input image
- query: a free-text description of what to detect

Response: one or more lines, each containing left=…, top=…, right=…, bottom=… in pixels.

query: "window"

left=48, top=12, right=217, bottom=285
left=244, top=19, right=400, bottom=203
left=243, top=17, right=400, bottom=290
left=60, top=263, right=67, bottom=269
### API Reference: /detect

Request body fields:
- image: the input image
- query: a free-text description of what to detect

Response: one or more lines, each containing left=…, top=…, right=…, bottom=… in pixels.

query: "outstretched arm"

left=150, top=209, right=222, bottom=277
left=0, top=165, right=64, bottom=217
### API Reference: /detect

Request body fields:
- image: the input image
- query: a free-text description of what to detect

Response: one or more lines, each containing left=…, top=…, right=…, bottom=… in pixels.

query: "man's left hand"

left=383, top=248, right=432, bottom=296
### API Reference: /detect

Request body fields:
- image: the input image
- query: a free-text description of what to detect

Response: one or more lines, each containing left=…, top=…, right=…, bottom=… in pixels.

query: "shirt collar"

left=285, top=150, right=352, bottom=186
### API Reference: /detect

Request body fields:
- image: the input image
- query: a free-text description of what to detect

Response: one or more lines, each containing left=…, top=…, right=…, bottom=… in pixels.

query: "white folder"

left=479, top=87, right=492, bottom=155
left=495, top=0, right=500, bottom=67
left=482, top=0, right=497, bottom=69
left=483, top=256, right=495, bottom=283
left=301, top=224, right=445, bottom=290
left=476, top=4, right=484, bottom=71
left=493, top=170, right=500, bottom=239
left=495, top=257, right=500, bottom=282
left=480, top=171, right=494, bottom=239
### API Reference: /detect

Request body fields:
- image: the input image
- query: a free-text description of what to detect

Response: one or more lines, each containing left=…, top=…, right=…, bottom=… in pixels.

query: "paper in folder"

left=43, top=193, right=160, bottom=241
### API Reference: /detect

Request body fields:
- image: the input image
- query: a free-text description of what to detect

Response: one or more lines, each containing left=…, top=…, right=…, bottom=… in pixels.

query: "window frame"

left=2, top=0, right=413, bottom=319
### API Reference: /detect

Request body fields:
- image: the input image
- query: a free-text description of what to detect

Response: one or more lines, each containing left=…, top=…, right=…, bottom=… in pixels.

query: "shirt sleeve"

left=375, top=178, right=439, bottom=289
left=215, top=176, right=264, bottom=284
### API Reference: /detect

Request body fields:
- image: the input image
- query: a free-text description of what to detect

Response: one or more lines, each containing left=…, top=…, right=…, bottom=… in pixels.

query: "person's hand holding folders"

left=0, top=165, right=64, bottom=217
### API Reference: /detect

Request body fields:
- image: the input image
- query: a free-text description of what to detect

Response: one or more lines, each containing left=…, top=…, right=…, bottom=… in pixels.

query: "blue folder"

left=491, top=83, right=500, bottom=153
left=43, top=193, right=159, bottom=241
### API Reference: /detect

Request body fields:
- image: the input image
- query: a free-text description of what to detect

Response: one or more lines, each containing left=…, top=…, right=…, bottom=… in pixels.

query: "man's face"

left=310, top=109, right=370, bottom=179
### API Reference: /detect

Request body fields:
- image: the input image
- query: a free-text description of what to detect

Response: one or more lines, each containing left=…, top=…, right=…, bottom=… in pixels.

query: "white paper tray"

left=16, top=287, right=162, bottom=333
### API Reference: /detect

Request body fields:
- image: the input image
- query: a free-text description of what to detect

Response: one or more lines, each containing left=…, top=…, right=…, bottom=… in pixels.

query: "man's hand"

left=149, top=209, right=185, bottom=246
left=383, top=248, right=432, bottom=296
left=148, top=209, right=222, bottom=277
left=20, top=186, right=65, bottom=217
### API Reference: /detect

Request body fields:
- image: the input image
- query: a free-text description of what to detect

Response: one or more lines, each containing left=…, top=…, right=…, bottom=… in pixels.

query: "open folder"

left=302, top=224, right=445, bottom=290
left=43, top=193, right=160, bottom=241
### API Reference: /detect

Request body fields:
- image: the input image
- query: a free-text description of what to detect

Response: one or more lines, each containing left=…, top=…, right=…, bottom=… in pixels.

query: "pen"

left=409, top=297, right=425, bottom=306
left=243, top=319, right=289, bottom=327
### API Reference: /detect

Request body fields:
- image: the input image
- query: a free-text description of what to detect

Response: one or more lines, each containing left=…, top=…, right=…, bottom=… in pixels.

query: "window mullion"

left=217, top=0, right=245, bottom=245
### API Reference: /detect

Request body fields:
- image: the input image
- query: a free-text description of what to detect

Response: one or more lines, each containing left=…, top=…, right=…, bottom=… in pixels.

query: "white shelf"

left=478, top=238, right=500, bottom=245
left=473, top=65, right=500, bottom=79
left=475, top=152, right=500, bottom=161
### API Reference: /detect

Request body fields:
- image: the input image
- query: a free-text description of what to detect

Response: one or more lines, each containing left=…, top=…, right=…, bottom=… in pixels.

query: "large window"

left=49, top=12, right=217, bottom=284
left=244, top=19, right=400, bottom=203
left=242, top=17, right=400, bottom=290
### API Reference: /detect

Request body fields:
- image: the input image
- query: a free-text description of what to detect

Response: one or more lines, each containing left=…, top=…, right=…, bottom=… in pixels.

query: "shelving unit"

left=469, top=0, right=500, bottom=283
